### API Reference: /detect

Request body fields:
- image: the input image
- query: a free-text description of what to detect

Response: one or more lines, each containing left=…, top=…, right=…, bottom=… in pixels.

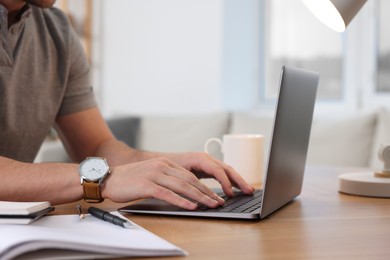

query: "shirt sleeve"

left=57, top=22, right=97, bottom=117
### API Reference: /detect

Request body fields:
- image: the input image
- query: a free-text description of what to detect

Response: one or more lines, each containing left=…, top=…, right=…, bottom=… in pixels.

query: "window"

left=262, top=0, right=343, bottom=102
left=260, top=0, right=390, bottom=112
left=377, top=0, right=390, bottom=92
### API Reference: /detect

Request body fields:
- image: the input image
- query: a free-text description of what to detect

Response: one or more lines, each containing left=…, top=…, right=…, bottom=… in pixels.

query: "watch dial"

left=80, top=158, right=109, bottom=181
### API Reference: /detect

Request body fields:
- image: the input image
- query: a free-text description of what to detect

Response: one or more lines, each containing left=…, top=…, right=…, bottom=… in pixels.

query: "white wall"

left=99, top=0, right=224, bottom=116
left=96, top=0, right=261, bottom=116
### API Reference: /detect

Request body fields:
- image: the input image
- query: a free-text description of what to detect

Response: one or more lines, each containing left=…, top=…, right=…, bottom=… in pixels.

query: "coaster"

left=374, top=171, right=390, bottom=178
left=338, top=172, right=390, bottom=198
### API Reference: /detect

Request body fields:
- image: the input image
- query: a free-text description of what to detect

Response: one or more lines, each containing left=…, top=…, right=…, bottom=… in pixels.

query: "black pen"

left=88, top=207, right=133, bottom=229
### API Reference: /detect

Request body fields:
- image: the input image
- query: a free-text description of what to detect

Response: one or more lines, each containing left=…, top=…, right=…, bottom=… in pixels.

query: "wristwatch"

left=79, top=157, right=111, bottom=203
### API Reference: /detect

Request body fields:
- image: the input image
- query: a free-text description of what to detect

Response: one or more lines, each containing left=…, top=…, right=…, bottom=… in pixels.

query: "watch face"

left=80, top=157, right=110, bottom=181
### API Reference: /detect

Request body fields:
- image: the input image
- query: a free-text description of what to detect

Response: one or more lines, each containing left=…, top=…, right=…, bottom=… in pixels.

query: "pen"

left=88, top=207, right=133, bottom=229
left=76, top=204, right=85, bottom=220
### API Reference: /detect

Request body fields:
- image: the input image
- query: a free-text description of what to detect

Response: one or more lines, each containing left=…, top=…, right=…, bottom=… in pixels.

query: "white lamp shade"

left=302, top=0, right=367, bottom=32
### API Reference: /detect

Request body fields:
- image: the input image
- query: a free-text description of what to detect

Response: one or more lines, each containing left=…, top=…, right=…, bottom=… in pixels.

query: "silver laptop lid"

left=260, top=65, right=319, bottom=218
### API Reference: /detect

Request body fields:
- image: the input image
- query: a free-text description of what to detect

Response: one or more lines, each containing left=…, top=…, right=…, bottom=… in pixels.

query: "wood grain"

left=53, top=166, right=390, bottom=260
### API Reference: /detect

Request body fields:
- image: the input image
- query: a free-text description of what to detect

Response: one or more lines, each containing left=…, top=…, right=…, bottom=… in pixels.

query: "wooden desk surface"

left=53, top=166, right=390, bottom=260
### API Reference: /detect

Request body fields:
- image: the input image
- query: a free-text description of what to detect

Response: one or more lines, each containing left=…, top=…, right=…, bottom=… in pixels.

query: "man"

left=0, top=0, right=253, bottom=209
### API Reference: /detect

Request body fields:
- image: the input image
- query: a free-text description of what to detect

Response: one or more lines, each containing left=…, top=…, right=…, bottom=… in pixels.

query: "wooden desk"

left=53, top=166, right=390, bottom=260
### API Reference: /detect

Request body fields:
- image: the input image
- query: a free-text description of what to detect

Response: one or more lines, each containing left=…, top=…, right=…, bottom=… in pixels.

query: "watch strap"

left=82, top=181, right=104, bottom=203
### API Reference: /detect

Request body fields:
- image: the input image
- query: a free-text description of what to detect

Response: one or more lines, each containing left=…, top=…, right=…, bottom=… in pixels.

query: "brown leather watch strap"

left=82, top=181, right=104, bottom=203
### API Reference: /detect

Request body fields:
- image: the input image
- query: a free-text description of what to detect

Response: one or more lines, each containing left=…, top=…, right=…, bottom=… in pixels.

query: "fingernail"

left=192, top=202, right=199, bottom=209
left=214, top=193, right=225, bottom=204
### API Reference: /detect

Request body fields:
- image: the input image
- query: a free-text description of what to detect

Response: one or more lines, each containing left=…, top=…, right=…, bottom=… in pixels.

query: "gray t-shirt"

left=0, top=4, right=97, bottom=162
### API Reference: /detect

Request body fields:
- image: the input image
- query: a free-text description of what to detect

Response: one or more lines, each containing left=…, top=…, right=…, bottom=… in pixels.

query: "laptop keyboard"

left=196, top=189, right=263, bottom=213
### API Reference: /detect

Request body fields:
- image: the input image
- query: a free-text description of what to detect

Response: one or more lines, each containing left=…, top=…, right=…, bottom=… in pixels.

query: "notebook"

left=0, top=212, right=186, bottom=259
left=0, top=201, right=54, bottom=224
left=119, top=65, right=319, bottom=220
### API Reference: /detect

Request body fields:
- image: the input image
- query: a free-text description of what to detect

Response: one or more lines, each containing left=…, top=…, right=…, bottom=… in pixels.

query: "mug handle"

left=204, top=138, right=223, bottom=153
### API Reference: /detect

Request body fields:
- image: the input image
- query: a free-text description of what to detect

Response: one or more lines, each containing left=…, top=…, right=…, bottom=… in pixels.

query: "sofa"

left=35, top=107, right=390, bottom=171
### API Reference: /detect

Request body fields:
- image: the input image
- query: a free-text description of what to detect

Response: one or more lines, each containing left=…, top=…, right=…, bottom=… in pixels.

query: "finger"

left=160, top=167, right=224, bottom=207
left=150, top=184, right=198, bottom=210
left=204, top=155, right=255, bottom=193
left=154, top=157, right=224, bottom=205
left=221, top=163, right=255, bottom=195
left=191, top=156, right=235, bottom=196
left=195, top=156, right=254, bottom=196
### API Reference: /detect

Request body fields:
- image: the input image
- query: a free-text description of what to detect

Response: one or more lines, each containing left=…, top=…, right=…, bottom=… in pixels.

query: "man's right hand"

left=102, top=157, right=225, bottom=210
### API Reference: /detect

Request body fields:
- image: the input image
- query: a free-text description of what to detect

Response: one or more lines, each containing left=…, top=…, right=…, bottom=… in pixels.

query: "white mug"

left=204, top=134, right=264, bottom=185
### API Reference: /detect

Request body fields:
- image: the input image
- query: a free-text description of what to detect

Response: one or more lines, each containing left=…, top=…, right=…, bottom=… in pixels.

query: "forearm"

left=0, top=157, right=82, bottom=205
left=94, top=139, right=171, bottom=166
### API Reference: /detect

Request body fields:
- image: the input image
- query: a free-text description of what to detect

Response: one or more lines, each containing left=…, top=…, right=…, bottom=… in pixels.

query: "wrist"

left=79, top=157, right=111, bottom=203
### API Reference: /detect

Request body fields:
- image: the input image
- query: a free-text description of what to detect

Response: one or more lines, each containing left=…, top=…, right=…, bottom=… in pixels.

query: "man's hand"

left=102, top=157, right=226, bottom=210
left=165, top=152, right=255, bottom=197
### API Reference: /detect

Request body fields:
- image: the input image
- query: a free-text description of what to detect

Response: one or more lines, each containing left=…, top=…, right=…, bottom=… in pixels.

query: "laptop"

left=119, top=65, right=319, bottom=220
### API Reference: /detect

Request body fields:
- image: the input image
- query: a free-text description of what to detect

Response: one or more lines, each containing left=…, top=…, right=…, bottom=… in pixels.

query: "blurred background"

left=56, top=0, right=390, bottom=117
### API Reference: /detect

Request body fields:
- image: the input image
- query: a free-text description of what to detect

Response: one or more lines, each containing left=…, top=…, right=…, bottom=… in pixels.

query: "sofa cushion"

left=308, top=112, right=377, bottom=167
left=34, top=139, right=69, bottom=163
left=230, top=111, right=377, bottom=167
left=106, top=116, right=141, bottom=148
left=139, top=113, right=230, bottom=153
left=370, top=107, right=390, bottom=171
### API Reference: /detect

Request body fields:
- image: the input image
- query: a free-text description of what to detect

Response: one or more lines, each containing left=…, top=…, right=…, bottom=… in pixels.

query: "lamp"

left=302, top=0, right=367, bottom=32
left=302, top=0, right=390, bottom=198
